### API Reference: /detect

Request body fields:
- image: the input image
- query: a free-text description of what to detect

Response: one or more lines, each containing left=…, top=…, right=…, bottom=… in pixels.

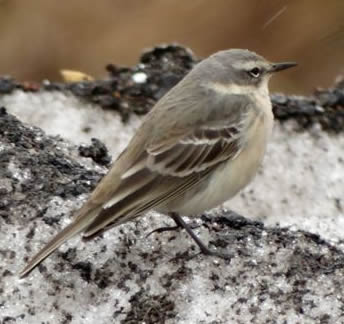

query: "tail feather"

left=19, top=206, right=99, bottom=277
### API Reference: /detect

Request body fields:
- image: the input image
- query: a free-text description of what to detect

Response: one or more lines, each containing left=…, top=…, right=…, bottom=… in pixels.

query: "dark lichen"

left=1, top=44, right=342, bottom=131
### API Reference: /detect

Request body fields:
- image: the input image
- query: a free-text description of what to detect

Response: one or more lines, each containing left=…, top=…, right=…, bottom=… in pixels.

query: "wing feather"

left=83, top=121, right=246, bottom=236
left=84, top=96, right=252, bottom=234
left=146, top=124, right=243, bottom=177
left=20, top=68, right=256, bottom=276
left=83, top=168, right=212, bottom=237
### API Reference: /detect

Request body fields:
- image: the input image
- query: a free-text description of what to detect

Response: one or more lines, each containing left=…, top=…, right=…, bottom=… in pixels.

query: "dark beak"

left=270, top=62, right=297, bottom=73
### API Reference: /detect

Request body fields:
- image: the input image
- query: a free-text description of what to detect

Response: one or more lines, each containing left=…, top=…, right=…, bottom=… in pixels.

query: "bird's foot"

left=146, top=225, right=181, bottom=238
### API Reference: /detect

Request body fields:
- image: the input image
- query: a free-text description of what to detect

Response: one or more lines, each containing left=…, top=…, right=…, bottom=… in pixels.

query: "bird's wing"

left=146, top=123, right=243, bottom=177
left=82, top=95, right=253, bottom=237
left=19, top=89, right=253, bottom=277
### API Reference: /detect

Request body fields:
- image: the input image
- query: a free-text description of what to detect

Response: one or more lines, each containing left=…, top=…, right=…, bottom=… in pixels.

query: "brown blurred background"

left=0, top=0, right=343, bottom=94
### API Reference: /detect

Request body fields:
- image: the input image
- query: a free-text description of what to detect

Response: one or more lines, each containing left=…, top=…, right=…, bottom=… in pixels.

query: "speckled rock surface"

left=0, top=45, right=344, bottom=324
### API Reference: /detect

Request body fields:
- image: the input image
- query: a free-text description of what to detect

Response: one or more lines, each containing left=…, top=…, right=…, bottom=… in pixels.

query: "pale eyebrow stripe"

left=232, top=61, right=258, bottom=71
left=207, top=82, right=256, bottom=95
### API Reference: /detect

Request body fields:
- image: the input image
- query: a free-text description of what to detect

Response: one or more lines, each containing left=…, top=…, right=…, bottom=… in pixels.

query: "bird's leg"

left=146, top=223, right=181, bottom=237
left=145, top=212, right=183, bottom=237
left=169, top=212, right=232, bottom=260
left=146, top=212, right=199, bottom=237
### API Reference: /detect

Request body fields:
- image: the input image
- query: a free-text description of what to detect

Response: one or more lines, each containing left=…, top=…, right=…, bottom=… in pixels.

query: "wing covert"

left=146, top=123, right=244, bottom=177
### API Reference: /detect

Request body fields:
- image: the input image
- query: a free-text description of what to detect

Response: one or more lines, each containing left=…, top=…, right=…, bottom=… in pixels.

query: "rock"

left=0, top=45, right=343, bottom=324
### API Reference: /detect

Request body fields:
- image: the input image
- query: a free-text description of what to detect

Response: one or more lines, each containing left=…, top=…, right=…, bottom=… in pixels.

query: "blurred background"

left=0, top=0, right=343, bottom=94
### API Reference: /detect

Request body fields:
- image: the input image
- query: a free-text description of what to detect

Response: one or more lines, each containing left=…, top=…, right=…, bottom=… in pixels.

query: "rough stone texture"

left=0, top=44, right=343, bottom=130
left=0, top=45, right=344, bottom=324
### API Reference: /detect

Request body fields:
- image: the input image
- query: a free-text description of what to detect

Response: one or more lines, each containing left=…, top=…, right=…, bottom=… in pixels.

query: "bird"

left=19, top=49, right=296, bottom=277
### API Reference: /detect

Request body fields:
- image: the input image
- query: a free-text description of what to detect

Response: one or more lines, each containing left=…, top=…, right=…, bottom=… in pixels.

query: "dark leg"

left=146, top=213, right=198, bottom=237
left=169, top=212, right=232, bottom=260
left=146, top=224, right=181, bottom=238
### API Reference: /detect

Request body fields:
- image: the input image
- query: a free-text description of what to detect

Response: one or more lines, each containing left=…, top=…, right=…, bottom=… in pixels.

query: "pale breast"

left=166, top=106, right=273, bottom=216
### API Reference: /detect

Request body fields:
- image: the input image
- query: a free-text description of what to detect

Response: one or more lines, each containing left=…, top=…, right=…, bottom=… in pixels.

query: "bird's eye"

left=248, top=67, right=261, bottom=78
